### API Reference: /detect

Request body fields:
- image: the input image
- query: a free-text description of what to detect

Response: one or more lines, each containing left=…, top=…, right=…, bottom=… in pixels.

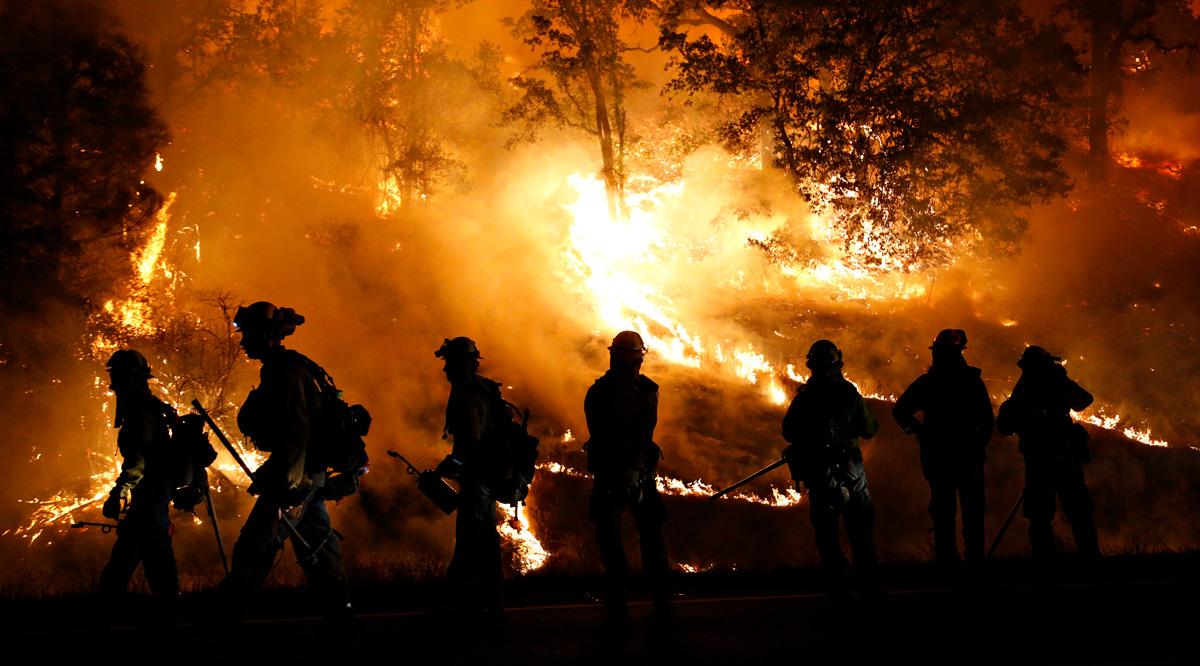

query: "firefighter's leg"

left=1023, top=460, right=1057, bottom=561
left=928, top=477, right=960, bottom=562
left=845, top=480, right=879, bottom=592
left=631, top=485, right=670, bottom=606
left=808, top=486, right=848, bottom=590
left=98, top=527, right=143, bottom=601
left=138, top=500, right=179, bottom=615
left=295, top=500, right=351, bottom=617
left=1059, top=464, right=1101, bottom=559
left=450, top=482, right=501, bottom=611
left=220, top=495, right=287, bottom=613
left=590, top=484, right=629, bottom=612
left=960, top=465, right=987, bottom=563
left=479, top=492, right=502, bottom=611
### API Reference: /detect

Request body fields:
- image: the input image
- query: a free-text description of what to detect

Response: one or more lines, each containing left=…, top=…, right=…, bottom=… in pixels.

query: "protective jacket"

left=238, top=347, right=322, bottom=493
left=583, top=371, right=660, bottom=482
left=782, top=373, right=878, bottom=487
left=112, top=387, right=174, bottom=502
left=443, top=373, right=503, bottom=477
left=997, top=365, right=1093, bottom=458
left=893, top=357, right=994, bottom=471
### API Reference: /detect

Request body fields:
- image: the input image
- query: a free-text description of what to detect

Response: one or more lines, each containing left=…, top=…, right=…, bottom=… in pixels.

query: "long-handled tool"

left=198, top=474, right=229, bottom=574
left=709, top=458, right=788, bottom=501
left=192, top=399, right=314, bottom=554
left=987, top=489, right=1025, bottom=559
left=71, top=521, right=118, bottom=534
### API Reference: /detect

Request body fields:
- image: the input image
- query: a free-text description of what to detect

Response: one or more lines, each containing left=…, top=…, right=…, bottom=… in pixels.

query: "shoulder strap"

left=286, top=349, right=337, bottom=393
left=481, top=377, right=530, bottom=429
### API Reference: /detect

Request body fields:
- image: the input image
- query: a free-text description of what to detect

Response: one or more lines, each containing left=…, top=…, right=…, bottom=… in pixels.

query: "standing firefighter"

left=893, top=329, right=994, bottom=564
left=782, top=340, right=880, bottom=596
left=98, top=349, right=179, bottom=620
left=996, top=346, right=1101, bottom=561
left=218, top=302, right=351, bottom=620
left=436, top=336, right=505, bottom=615
left=584, top=331, right=669, bottom=618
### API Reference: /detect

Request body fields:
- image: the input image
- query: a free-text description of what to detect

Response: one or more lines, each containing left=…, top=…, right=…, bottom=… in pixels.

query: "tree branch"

left=674, top=7, right=740, bottom=37
left=1126, top=30, right=1198, bottom=55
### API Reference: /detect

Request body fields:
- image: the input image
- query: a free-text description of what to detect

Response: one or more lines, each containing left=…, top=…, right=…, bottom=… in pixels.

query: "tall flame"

left=562, top=174, right=900, bottom=405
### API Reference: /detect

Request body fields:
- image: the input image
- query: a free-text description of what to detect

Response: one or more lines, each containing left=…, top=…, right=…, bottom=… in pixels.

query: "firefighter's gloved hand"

left=436, top=455, right=462, bottom=480
left=247, top=478, right=263, bottom=496
left=102, top=486, right=128, bottom=520
left=320, top=473, right=360, bottom=502
left=283, top=485, right=313, bottom=509
left=173, top=485, right=203, bottom=512
left=782, top=444, right=804, bottom=481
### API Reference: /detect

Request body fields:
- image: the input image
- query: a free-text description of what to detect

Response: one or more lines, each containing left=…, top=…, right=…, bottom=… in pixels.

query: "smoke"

left=3, top=1, right=1200, bottom=596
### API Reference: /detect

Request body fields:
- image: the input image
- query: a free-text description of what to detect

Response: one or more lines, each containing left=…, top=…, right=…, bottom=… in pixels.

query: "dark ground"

left=5, top=554, right=1197, bottom=665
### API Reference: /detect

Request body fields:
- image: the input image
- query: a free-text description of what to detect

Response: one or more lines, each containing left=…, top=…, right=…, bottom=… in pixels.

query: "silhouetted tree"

left=1056, top=0, right=1198, bottom=179
left=0, top=1, right=169, bottom=311
left=110, top=0, right=238, bottom=109
left=335, top=0, right=492, bottom=212
left=661, top=0, right=1075, bottom=267
left=505, top=0, right=656, bottom=214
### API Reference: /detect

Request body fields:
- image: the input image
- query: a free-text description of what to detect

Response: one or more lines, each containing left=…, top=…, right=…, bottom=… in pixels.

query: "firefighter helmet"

left=233, top=301, right=304, bottom=339
left=105, top=349, right=153, bottom=380
left=608, top=330, right=647, bottom=354
left=435, top=336, right=483, bottom=360
left=1018, top=345, right=1061, bottom=369
left=805, top=339, right=843, bottom=370
left=930, top=328, right=968, bottom=350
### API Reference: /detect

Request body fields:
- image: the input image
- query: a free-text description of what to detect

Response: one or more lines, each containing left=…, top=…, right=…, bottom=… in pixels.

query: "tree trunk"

left=1087, top=4, right=1118, bottom=181
left=587, top=65, right=622, bottom=218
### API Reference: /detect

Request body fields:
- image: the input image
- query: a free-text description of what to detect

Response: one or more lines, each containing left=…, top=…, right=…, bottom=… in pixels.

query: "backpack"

left=288, top=351, right=372, bottom=483
left=159, top=404, right=218, bottom=511
left=485, top=387, right=540, bottom=507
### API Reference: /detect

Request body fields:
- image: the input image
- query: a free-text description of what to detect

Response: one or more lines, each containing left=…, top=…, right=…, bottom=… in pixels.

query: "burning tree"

left=660, top=0, right=1076, bottom=268
left=1055, top=0, right=1199, bottom=179
left=335, top=0, right=491, bottom=213
left=505, top=0, right=656, bottom=214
